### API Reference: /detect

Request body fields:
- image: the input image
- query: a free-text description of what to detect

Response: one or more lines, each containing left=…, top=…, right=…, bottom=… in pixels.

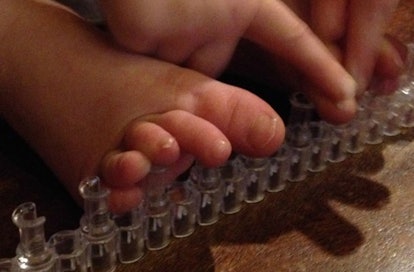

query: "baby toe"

left=107, top=153, right=194, bottom=214
left=124, top=120, right=180, bottom=165
left=101, top=150, right=151, bottom=188
left=108, top=186, right=144, bottom=214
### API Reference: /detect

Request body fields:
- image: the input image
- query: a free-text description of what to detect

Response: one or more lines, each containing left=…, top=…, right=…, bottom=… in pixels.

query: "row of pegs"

left=279, top=84, right=414, bottom=183
left=2, top=92, right=414, bottom=272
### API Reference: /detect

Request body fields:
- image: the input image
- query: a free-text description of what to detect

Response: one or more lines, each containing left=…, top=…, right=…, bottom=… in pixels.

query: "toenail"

left=150, top=165, right=168, bottom=174
left=161, top=137, right=176, bottom=149
left=212, top=139, right=231, bottom=160
left=248, top=115, right=278, bottom=150
left=336, top=98, right=357, bottom=113
left=341, top=74, right=358, bottom=100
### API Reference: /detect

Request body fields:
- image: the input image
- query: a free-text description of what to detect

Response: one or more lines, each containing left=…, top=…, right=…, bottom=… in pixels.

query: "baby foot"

left=0, top=1, right=284, bottom=213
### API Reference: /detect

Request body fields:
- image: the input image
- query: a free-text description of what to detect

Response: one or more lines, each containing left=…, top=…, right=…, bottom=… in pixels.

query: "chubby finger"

left=245, top=0, right=357, bottom=105
left=297, top=38, right=357, bottom=123
left=306, top=84, right=357, bottom=124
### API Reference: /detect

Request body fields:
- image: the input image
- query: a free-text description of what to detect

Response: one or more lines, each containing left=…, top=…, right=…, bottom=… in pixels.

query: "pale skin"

left=284, top=0, right=403, bottom=95
left=0, top=0, right=402, bottom=213
left=98, top=0, right=362, bottom=123
left=100, top=0, right=403, bottom=120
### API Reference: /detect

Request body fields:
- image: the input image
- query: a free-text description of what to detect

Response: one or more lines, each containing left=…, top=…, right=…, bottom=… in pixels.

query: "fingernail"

left=347, top=66, right=366, bottom=97
left=336, top=98, right=357, bottom=114
left=248, top=115, right=278, bottom=149
left=341, top=74, right=358, bottom=100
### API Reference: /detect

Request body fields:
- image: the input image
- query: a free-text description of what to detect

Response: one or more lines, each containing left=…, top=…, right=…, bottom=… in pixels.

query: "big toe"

left=187, top=83, right=286, bottom=157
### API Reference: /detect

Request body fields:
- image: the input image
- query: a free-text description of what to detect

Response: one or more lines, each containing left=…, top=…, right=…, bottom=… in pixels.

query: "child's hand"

left=99, top=0, right=358, bottom=122
left=284, top=0, right=402, bottom=94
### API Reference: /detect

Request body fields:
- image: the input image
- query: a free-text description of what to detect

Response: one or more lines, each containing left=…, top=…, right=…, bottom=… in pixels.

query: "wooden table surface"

left=1, top=1, right=414, bottom=271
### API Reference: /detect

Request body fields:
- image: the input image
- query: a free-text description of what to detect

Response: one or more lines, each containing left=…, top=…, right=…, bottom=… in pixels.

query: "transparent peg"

left=327, top=124, right=349, bottom=163
left=79, top=177, right=118, bottom=272
left=307, top=121, right=331, bottom=172
left=398, top=88, right=414, bottom=128
left=287, top=92, right=316, bottom=126
left=405, top=43, right=414, bottom=75
left=346, top=105, right=368, bottom=154
left=382, top=94, right=403, bottom=137
left=395, top=80, right=414, bottom=128
left=219, top=156, right=246, bottom=214
left=167, top=181, right=198, bottom=238
left=286, top=125, right=312, bottom=182
left=48, top=230, right=88, bottom=272
left=359, top=93, right=386, bottom=145
left=190, top=165, right=223, bottom=226
left=240, top=156, right=270, bottom=203
left=11, top=202, right=60, bottom=272
left=144, top=188, right=172, bottom=250
left=112, top=204, right=145, bottom=264
left=268, top=145, right=290, bottom=192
